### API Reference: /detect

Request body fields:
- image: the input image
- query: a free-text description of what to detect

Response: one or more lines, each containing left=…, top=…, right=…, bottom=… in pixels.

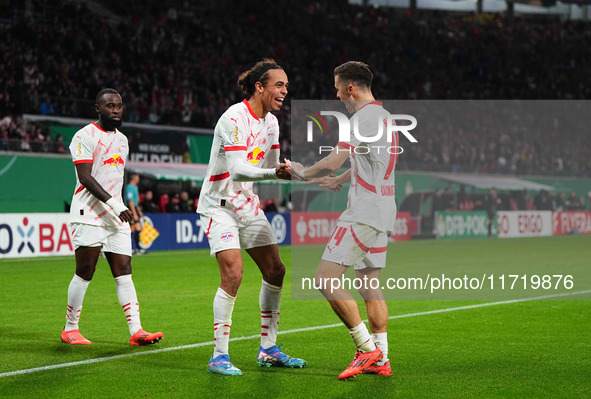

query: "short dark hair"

left=237, top=59, right=283, bottom=96
left=334, top=61, right=373, bottom=88
left=96, top=88, right=120, bottom=104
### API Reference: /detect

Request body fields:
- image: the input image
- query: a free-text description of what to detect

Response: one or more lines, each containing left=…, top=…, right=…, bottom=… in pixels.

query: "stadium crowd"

left=1, top=0, right=591, bottom=176
left=432, top=186, right=588, bottom=213
left=134, top=189, right=282, bottom=214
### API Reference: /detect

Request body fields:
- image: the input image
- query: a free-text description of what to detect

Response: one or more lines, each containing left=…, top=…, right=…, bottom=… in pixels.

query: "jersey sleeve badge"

left=231, top=126, right=244, bottom=144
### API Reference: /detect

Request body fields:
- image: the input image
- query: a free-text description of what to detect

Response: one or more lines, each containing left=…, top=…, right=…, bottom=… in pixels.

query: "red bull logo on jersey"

left=102, top=154, right=125, bottom=167
left=247, top=147, right=265, bottom=164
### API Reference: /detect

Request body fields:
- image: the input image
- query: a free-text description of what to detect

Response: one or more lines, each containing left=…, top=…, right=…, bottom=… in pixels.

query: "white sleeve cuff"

left=105, top=197, right=128, bottom=215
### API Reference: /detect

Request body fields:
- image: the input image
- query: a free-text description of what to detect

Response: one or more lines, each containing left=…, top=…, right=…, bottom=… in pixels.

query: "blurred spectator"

left=40, top=97, right=55, bottom=115
left=41, top=134, right=54, bottom=152
left=1, top=1, right=590, bottom=178
left=141, top=190, right=160, bottom=213
left=125, top=173, right=144, bottom=254
left=20, top=131, right=31, bottom=151
left=264, top=198, right=279, bottom=213
left=54, top=134, right=65, bottom=153
left=555, top=192, right=566, bottom=211
left=280, top=192, right=292, bottom=212
left=0, top=128, right=8, bottom=151
left=534, top=190, right=552, bottom=211
left=484, top=188, right=502, bottom=237
left=565, top=191, right=584, bottom=211
left=509, top=195, right=518, bottom=211
left=166, top=192, right=181, bottom=213
left=525, top=192, right=534, bottom=211
left=179, top=191, right=195, bottom=213
left=517, top=190, right=535, bottom=211
left=548, top=191, right=558, bottom=211
left=431, top=189, right=445, bottom=215
left=457, top=186, right=474, bottom=211
left=30, top=126, right=44, bottom=152
left=159, top=193, right=170, bottom=213
left=441, top=187, right=455, bottom=210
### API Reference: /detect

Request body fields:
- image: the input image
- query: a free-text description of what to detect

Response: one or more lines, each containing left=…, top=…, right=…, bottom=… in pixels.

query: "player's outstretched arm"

left=75, top=163, right=133, bottom=223
left=226, top=150, right=281, bottom=182
left=287, top=145, right=350, bottom=180
left=306, top=169, right=350, bottom=191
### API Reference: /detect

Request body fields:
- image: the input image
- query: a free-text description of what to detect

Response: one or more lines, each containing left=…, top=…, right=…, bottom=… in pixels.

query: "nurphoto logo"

left=305, top=110, right=418, bottom=154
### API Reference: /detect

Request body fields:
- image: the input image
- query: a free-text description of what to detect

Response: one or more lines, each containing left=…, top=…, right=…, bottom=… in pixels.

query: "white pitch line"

left=0, top=155, right=17, bottom=178
left=1, top=289, right=589, bottom=379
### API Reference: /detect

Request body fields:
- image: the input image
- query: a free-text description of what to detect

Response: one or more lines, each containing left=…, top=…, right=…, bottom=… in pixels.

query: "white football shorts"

left=70, top=223, right=132, bottom=256
left=200, top=210, right=277, bottom=256
left=322, top=221, right=388, bottom=270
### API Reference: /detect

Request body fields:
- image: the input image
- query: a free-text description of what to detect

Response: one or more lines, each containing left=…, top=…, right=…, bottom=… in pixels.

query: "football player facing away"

left=290, top=62, right=395, bottom=379
left=61, top=89, right=163, bottom=346
left=197, top=59, right=306, bottom=376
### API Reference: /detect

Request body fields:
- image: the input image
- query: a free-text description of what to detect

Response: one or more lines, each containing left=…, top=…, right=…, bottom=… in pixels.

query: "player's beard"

left=101, top=116, right=123, bottom=131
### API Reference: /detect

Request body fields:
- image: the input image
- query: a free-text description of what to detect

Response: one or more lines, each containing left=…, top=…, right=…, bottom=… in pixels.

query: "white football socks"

left=213, top=287, right=236, bottom=358
left=65, top=274, right=90, bottom=332
left=349, top=322, right=377, bottom=353
left=259, top=279, right=282, bottom=349
left=372, top=332, right=389, bottom=365
left=115, top=274, right=142, bottom=336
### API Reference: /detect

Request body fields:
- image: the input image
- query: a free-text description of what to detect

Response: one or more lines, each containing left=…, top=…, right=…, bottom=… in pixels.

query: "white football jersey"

left=69, top=122, right=129, bottom=228
left=338, top=102, right=398, bottom=233
left=197, top=100, right=280, bottom=220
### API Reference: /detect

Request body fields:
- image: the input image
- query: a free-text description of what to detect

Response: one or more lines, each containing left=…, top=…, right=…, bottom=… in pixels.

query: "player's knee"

left=77, top=270, right=94, bottom=281
left=357, top=285, right=369, bottom=298
left=264, top=260, right=285, bottom=282
left=111, top=262, right=132, bottom=277
left=225, top=268, right=243, bottom=287
left=76, top=264, right=96, bottom=281
left=358, top=286, right=381, bottom=300
left=356, top=278, right=370, bottom=298
left=273, top=261, right=286, bottom=277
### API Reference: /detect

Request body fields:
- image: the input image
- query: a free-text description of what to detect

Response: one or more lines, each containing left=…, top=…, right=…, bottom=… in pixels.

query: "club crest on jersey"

left=102, top=154, right=124, bottom=166
left=220, top=232, right=234, bottom=242
left=231, top=127, right=243, bottom=144
left=247, top=147, right=265, bottom=164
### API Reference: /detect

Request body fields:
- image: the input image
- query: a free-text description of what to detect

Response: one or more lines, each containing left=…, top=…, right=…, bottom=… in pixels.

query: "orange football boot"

left=338, top=347, right=383, bottom=380
left=129, top=329, right=163, bottom=346
left=61, top=329, right=91, bottom=345
left=362, top=360, right=392, bottom=376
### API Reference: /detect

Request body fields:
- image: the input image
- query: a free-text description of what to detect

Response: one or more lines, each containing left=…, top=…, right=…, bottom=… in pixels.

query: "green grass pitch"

left=0, top=236, right=590, bottom=398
